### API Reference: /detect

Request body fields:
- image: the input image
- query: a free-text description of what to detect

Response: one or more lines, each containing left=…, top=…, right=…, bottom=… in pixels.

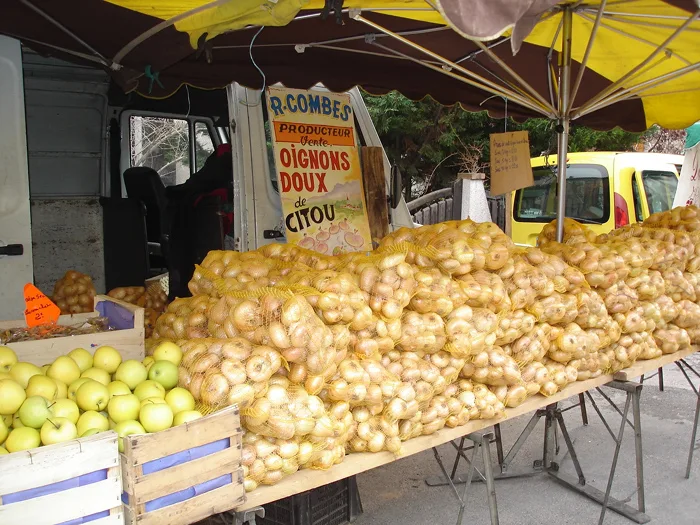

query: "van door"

left=0, top=37, right=34, bottom=320
left=635, top=167, right=679, bottom=219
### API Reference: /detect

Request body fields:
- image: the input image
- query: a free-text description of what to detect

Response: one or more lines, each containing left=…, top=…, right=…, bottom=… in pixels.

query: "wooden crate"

left=0, top=431, right=123, bottom=525
left=0, top=295, right=145, bottom=365
left=121, top=405, right=245, bottom=525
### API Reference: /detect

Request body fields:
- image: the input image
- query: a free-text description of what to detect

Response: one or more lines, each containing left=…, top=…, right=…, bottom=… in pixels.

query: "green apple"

left=173, top=410, right=203, bottom=426
left=81, top=367, right=111, bottom=386
left=165, top=387, right=195, bottom=415
left=5, top=427, right=40, bottom=452
left=142, top=356, right=155, bottom=371
left=0, top=415, right=8, bottom=444
left=9, top=362, right=42, bottom=389
left=25, top=374, right=58, bottom=401
left=68, top=378, right=93, bottom=401
left=133, top=380, right=165, bottom=401
left=139, top=402, right=173, bottom=432
left=107, top=380, right=131, bottom=398
left=114, top=420, right=145, bottom=452
left=80, top=428, right=102, bottom=437
left=0, top=446, right=7, bottom=455
left=50, top=398, right=80, bottom=424
left=41, top=364, right=50, bottom=375
left=47, top=356, right=81, bottom=386
left=148, top=361, right=179, bottom=390
left=2, top=414, right=13, bottom=427
left=152, top=341, right=183, bottom=366
left=0, top=346, right=18, bottom=372
left=68, top=348, right=93, bottom=373
left=41, top=417, right=78, bottom=445
left=140, top=397, right=167, bottom=408
left=108, top=394, right=140, bottom=423
left=53, top=378, right=68, bottom=399
left=109, top=418, right=117, bottom=430
left=18, top=396, right=53, bottom=429
left=76, top=381, right=110, bottom=411
left=76, top=411, right=109, bottom=436
left=92, top=346, right=122, bottom=374
left=0, top=379, right=26, bottom=415
left=115, top=360, right=148, bottom=390
left=0, top=371, right=11, bottom=381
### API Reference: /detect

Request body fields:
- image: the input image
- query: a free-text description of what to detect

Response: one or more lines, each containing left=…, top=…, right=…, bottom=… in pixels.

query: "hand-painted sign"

left=267, top=86, right=372, bottom=254
left=23, top=283, right=60, bottom=327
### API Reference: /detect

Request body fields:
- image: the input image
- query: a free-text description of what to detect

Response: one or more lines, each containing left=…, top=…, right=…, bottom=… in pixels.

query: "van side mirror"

left=390, top=164, right=403, bottom=209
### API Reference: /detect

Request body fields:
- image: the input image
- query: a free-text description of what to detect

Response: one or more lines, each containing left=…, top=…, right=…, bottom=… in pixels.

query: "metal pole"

left=568, top=0, right=607, bottom=113
left=353, top=14, right=552, bottom=116
left=631, top=387, right=645, bottom=513
left=686, top=391, right=700, bottom=479
left=556, top=7, right=573, bottom=243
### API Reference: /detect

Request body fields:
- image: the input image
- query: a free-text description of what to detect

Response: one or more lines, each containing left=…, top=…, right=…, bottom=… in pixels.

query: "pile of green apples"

left=0, top=341, right=202, bottom=454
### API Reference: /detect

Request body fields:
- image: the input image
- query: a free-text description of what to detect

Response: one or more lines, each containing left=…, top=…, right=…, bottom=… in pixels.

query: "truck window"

left=129, top=116, right=191, bottom=186
left=514, top=164, right=610, bottom=224
left=631, top=176, right=644, bottom=222
left=642, top=170, right=678, bottom=214
left=194, top=121, right=215, bottom=171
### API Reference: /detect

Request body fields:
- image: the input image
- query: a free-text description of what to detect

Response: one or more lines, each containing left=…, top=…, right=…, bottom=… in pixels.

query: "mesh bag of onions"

left=145, top=211, right=700, bottom=492
left=52, top=270, right=96, bottom=314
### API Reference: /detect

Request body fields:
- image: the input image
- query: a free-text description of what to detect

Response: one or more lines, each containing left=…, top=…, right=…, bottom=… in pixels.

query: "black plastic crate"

left=259, top=476, right=363, bottom=525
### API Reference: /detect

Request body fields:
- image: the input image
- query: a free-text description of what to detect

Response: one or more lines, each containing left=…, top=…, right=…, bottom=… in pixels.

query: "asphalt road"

left=354, top=354, right=700, bottom=525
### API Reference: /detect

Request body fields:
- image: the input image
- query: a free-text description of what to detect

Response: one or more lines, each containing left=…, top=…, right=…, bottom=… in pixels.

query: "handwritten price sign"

left=23, top=283, right=61, bottom=327
left=489, top=131, right=534, bottom=196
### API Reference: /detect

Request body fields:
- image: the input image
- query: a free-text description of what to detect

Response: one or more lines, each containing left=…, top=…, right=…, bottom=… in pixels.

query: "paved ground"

left=354, top=354, right=700, bottom=525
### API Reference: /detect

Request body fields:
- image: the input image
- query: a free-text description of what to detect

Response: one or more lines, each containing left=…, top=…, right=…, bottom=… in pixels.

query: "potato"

left=52, top=270, right=96, bottom=314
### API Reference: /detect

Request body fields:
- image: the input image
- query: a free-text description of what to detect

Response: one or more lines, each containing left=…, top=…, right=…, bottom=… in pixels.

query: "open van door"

left=0, top=37, right=33, bottom=320
left=634, top=165, right=679, bottom=219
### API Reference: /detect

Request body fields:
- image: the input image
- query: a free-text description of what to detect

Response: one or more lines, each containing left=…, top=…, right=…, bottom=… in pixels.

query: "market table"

left=239, top=346, right=699, bottom=523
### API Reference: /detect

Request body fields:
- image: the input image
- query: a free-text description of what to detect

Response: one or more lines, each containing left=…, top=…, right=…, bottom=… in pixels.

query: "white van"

left=0, top=37, right=413, bottom=319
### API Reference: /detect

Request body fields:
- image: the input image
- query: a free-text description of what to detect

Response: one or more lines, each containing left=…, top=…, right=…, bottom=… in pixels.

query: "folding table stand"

left=431, top=431, right=500, bottom=525
left=427, top=380, right=649, bottom=525
left=671, top=358, right=700, bottom=478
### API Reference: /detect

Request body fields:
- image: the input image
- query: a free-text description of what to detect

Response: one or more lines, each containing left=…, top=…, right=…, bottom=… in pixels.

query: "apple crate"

left=121, top=404, right=245, bottom=525
left=0, top=295, right=145, bottom=366
left=0, top=431, right=123, bottom=525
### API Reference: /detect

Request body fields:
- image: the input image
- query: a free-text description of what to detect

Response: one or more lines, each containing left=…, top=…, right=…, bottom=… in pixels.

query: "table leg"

left=631, top=386, right=645, bottom=513
left=579, top=393, right=589, bottom=426
left=598, top=392, right=631, bottom=525
left=480, top=434, right=499, bottom=525
left=686, top=387, right=700, bottom=479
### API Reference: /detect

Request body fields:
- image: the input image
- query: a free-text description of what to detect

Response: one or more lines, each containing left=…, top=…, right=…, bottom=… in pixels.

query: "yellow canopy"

left=523, top=1, right=700, bottom=129
left=107, top=0, right=699, bottom=129
left=107, top=0, right=447, bottom=48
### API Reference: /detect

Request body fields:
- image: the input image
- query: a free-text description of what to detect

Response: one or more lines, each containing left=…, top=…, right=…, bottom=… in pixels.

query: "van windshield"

left=642, top=170, right=677, bottom=214
left=514, top=164, right=610, bottom=224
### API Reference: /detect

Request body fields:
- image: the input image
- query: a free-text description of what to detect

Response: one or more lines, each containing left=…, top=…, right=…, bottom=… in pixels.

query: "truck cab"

left=0, top=37, right=412, bottom=319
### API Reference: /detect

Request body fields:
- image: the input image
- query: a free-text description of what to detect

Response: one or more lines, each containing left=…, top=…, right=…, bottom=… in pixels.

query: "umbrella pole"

left=555, top=118, right=570, bottom=243
left=555, top=7, right=573, bottom=243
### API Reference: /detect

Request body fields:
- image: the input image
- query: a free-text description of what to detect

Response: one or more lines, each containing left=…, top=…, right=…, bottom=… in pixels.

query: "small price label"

left=23, top=283, right=61, bottom=327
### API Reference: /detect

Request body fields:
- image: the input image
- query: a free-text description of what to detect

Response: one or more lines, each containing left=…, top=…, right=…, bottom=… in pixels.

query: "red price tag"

left=23, top=283, right=61, bottom=327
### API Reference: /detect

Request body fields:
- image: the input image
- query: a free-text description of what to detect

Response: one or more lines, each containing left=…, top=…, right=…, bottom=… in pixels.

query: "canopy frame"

left=347, top=2, right=699, bottom=241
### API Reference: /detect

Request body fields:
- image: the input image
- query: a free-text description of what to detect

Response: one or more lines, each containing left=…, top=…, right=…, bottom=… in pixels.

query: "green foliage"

left=362, top=91, right=643, bottom=198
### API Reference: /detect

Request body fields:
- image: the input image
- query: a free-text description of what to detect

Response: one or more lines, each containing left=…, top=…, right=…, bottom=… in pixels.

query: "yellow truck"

left=510, top=152, right=683, bottom=246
